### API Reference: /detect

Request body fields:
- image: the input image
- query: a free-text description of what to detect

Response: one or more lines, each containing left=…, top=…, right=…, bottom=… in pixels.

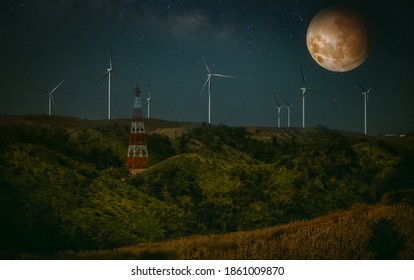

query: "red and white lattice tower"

left=126, top=85, right=149, bottom=175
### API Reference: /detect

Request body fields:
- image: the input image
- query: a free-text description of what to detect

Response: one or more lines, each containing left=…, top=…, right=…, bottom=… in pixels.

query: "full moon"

left=306, top=6, right=370, bottom=72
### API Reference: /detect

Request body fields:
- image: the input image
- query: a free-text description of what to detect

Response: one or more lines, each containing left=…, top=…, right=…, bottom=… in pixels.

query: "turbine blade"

left=151, top=98, right=161, bottom=106
left=112, top=69, right=133, bottom=84
left=211, top=73, right=236, bottom=78
left=202, top=56, right=211, bottom=74
left=367, top=81, right=378, bottom=94
left=356, top=80, right=367, bottom=93
left=283, top=97, right=291, bottom=108
left=300, top=64, right=307, bottom=86
left=35, top=85, right=50, bottom=94
left=144, top=98, right=162, bottom=109
left=293, top=95, right=303, bottom=106
left=109, top=40, right=113, bottom=69
left=95, top=71, right=110, bottom=84
left=147, top=77, right=152, bottom=99
left=199, top=77, right=210, bottom=96
left=308, top=88, right=322, bottom=94
left=272, top=92, right=280, bottom=107
left=50, top=79, right=65, bottom=94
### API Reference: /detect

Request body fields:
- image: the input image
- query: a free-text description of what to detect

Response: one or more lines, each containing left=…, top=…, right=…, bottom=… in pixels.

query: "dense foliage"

left=0, top=115, right=413, bottom=258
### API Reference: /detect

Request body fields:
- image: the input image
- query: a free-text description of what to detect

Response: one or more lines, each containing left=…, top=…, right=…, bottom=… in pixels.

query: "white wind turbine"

left=272, top=93, right=286, bottom=128
left=36, top=79, right=65, bottom=115
left=299, top=65, right=319, bottom=128
left=357, top=80, right=376, bottom=135
left=199, top=56, right=236, bottom=124
left=95, top=42, right=131, bottom=120
left=283, top=97, right=293, bottom=128
left=145, top=78, right=158, bottom=119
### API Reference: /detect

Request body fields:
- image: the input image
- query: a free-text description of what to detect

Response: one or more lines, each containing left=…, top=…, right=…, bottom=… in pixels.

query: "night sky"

left=1, top=0, right=413, bottom=135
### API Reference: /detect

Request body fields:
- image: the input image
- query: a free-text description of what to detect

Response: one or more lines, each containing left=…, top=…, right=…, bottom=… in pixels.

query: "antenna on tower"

left=126, top=84, right=149, bottom=175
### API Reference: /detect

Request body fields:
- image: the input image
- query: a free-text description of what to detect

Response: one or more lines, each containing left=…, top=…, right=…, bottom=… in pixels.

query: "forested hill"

left=0, top=115, right=413, bottom=258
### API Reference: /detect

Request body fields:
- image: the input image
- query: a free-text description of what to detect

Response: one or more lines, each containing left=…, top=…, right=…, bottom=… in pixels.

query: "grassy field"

left=54, top=203, right=414, bottom=260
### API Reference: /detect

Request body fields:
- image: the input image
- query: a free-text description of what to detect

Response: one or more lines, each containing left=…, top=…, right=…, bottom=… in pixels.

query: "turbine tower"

left=283, top=97, right=293, bottom=128
left=357, top=80, right=375, bottom=135
left=199, top=56, right=236, bottom=124
left=95, top=42, right=130, bottom=120
left=272, top=93, right=286, bottom=128
left=299, top=65, right=318, bottom=128
left=36, top=79, right=65, bottom=116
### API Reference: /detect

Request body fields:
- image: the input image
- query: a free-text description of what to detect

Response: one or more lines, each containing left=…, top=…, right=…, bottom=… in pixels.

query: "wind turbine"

left=199, top=56, right=236, bottom=124
left=145, top=77, right=158, bottom=119
left=357, top=80, right=375, bottom=135
left=283, top=97, right=293, bottom=128
left=95, top=42, right=131, bottom=120
left=272, top=93, right=286, bottom=128
left=299, top=65, right=319, bottom=128
left=36, top=79, right=65, bottom=115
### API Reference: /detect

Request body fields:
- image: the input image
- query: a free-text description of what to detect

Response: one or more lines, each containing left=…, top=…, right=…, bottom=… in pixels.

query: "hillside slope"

left=0, top=115, right=413, bottom=258
left=56, top=203, right=414, bottom=260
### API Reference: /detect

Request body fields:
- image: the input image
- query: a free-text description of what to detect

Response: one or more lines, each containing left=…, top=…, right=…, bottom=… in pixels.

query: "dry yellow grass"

left=56, top=203, right=414, bottom=260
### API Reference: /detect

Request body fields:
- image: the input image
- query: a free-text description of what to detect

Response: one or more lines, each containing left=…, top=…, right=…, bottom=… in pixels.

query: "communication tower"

left=126, top=85, right=149, bottom=175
